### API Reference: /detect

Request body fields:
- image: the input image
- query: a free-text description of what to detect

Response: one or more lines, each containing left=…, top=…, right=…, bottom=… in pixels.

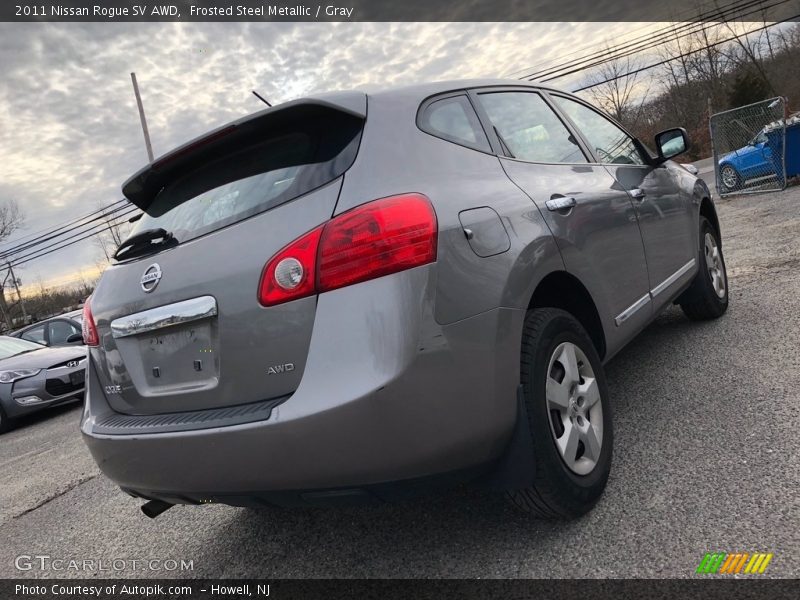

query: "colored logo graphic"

left=696, top=552, right=774, bottom=574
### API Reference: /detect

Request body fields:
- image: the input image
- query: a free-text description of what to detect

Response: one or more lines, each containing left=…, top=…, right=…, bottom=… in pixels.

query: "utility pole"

left=6, top=262, right=27, bottom=324
left=0, top=292, right=10, bottom=332
left=130, top=72, right=154, bottom=162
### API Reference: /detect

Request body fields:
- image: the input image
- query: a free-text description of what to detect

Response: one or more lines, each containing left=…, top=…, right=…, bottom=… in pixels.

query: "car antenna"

left=252, top=90, right=271, bottom=107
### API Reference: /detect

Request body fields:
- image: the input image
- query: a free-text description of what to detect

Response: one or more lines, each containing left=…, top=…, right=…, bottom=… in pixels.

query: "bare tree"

left=94, top=206, right=132, bottom=263
left=686, top=22, right=731, bottom=112
left=0, top=199, right=24, bottom=241
left=655, top=26, right=702, bottom=127
left=721, top=20, right=776, bottom=95
left=0, top=200, right=25, bottom=331
left=586, top=51, right=651, bottom=130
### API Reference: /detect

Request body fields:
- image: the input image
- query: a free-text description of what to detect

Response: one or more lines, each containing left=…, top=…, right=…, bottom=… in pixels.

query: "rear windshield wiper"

left=113, top=228, right=177, bottom=261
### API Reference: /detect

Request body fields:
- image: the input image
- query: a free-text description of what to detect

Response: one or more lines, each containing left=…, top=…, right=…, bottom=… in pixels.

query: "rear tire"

left=506, top=308, right=612, bottom=519
left=679, top=217, right=728, bottom=321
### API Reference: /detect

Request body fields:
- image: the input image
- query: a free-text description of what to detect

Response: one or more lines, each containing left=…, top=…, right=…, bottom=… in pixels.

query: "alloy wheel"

left=721, top=166, right=739, bottom=189
left=704, top=232, right=726, bottom=298
left=545, top=342, right=604, bottom=475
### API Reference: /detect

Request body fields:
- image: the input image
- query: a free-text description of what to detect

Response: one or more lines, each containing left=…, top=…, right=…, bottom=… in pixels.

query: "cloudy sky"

left=0, top=21, right=662, bottom=293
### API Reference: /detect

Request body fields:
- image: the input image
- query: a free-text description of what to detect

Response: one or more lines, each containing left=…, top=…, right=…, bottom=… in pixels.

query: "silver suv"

left=81, top=80, right=728, bottom=519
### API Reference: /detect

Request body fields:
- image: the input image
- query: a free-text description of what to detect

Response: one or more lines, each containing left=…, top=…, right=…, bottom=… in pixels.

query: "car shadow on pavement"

left=6, top=399, right=82, bottom=434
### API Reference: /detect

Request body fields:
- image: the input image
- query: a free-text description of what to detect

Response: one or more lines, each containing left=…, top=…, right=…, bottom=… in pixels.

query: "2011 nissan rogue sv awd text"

left=81, top=80, right=728, bottom=519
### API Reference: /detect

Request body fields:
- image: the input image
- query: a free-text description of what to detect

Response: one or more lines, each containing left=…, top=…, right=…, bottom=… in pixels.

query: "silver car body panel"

left=82, top=79, right=716, bottom=498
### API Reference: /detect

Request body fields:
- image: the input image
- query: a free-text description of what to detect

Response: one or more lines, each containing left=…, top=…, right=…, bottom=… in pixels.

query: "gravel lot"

left=1, top=178, right=798, bottom=579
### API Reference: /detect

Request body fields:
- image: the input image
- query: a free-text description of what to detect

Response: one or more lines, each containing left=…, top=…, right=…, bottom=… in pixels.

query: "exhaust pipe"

left=141, top=499, right=174, bottom=519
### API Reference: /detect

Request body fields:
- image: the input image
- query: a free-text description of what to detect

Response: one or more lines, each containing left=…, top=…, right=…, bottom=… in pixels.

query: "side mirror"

left=66, top=333, right=84, bottom=344
left=655, top=127, right=690, bottom=162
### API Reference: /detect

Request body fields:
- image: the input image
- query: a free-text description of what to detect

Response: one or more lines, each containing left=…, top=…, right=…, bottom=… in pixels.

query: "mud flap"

left=482, top=385, right=537, bottom=491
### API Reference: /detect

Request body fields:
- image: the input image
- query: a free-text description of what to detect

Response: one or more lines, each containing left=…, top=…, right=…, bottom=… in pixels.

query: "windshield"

left=0, top=336, right=44, bottom=359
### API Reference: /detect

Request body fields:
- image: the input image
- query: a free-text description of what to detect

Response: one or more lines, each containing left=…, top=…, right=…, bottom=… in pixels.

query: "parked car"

left=81, top=79, right=728, bottom=519
left=0, top=336, right=86, bottom=433
left=718, top=127, right=776, bottom=192
left=11, top=309, right=84, bottom=347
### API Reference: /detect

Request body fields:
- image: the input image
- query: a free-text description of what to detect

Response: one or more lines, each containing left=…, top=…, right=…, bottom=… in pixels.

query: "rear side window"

left=477, top=91, right=587, bottom=164
left=128, top=109, right=363, bottom=246
left=418, top=95, right=491, bottom=152
left=48, top=320, right=80, bottom=345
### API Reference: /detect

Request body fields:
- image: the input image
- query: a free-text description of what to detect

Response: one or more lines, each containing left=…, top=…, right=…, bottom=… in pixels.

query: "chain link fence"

left=710, top=97, right=787, bottom=197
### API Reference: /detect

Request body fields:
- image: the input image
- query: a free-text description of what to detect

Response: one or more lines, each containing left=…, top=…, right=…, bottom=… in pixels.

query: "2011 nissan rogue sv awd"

left=81, top=80, right=728, bottom=519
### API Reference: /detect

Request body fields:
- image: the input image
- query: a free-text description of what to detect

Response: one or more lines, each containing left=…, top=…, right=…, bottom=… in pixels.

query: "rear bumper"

left=81, top=267, right=524, bottom=499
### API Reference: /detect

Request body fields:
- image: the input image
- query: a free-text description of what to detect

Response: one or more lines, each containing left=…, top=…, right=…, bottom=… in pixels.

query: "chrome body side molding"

left=614, top=258, right=697, bottom=327
left=614, top=294, right=651, bottom=327
left=650, top=259, right=696, bottom=298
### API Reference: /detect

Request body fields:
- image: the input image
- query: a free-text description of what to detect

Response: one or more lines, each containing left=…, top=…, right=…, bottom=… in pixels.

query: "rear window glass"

left=418, top=95, right=491, bottom=152
left=127, top=111, right=363, bottom=247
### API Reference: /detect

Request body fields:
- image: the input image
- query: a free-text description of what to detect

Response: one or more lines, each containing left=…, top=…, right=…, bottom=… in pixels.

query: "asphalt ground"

left=1, top=175, right=798, bottom=579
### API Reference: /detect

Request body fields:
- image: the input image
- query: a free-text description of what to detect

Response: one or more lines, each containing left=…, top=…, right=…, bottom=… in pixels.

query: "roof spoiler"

left=121, top=92, right=367, bottom=211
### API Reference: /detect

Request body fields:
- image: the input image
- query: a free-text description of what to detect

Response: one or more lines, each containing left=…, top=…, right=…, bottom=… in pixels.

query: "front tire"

left=679, top=217, right=728, bottom=321
left=506, top=308, right=612, bottom=519
left=0, top=405, right=12, bottom=434
left=719, top=164, right=742, bottom=193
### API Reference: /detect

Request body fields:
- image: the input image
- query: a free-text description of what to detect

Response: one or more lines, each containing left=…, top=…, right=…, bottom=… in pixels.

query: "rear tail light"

left=259, top=193, right=437, bottom=306
left=82, top=297, right=100, bottom=347
left=259, top=227, right=323, bottom=306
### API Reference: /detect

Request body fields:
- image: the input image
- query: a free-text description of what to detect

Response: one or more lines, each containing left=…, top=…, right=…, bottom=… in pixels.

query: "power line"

left=504, top=0, right=760, bottom=79
left=0, top=195, right=138, bottom=272
left=9, top=214, right=138, bottom=269
left=514, top=0, right=789, bottom=84
left=571, top=15, right=798, bottom=93
left=4, top=206, right=138, bottom=266
left=538, top=0, right=790, bottom=85
left=0, top=198, right=127, bottom=251
left=516, top=0, right=776, bottom=81
left=0, top=203, right=138, bottom=264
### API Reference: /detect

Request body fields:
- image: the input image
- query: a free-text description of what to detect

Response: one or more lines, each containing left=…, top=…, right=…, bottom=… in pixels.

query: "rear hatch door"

left=90, top=95, right=365, bottom=415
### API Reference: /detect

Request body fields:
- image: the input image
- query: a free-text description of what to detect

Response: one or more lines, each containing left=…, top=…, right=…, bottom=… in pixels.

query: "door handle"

left=545, top=196, right=577, bottom=211
left=629, top=188, right=646, bottom=200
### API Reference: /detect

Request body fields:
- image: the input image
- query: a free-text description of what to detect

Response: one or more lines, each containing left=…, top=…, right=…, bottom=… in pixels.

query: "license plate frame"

left=139, top=323, right=216, bottom=387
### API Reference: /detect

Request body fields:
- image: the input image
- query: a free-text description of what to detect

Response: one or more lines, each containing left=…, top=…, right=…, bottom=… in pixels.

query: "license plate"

left=138, top=323, right=216, bottom=387
left=70, top=370, right=85, bottom=386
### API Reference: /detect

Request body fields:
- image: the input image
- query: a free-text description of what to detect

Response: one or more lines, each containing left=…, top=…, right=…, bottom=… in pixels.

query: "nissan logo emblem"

left=140, top=263, right=162, bottom=293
